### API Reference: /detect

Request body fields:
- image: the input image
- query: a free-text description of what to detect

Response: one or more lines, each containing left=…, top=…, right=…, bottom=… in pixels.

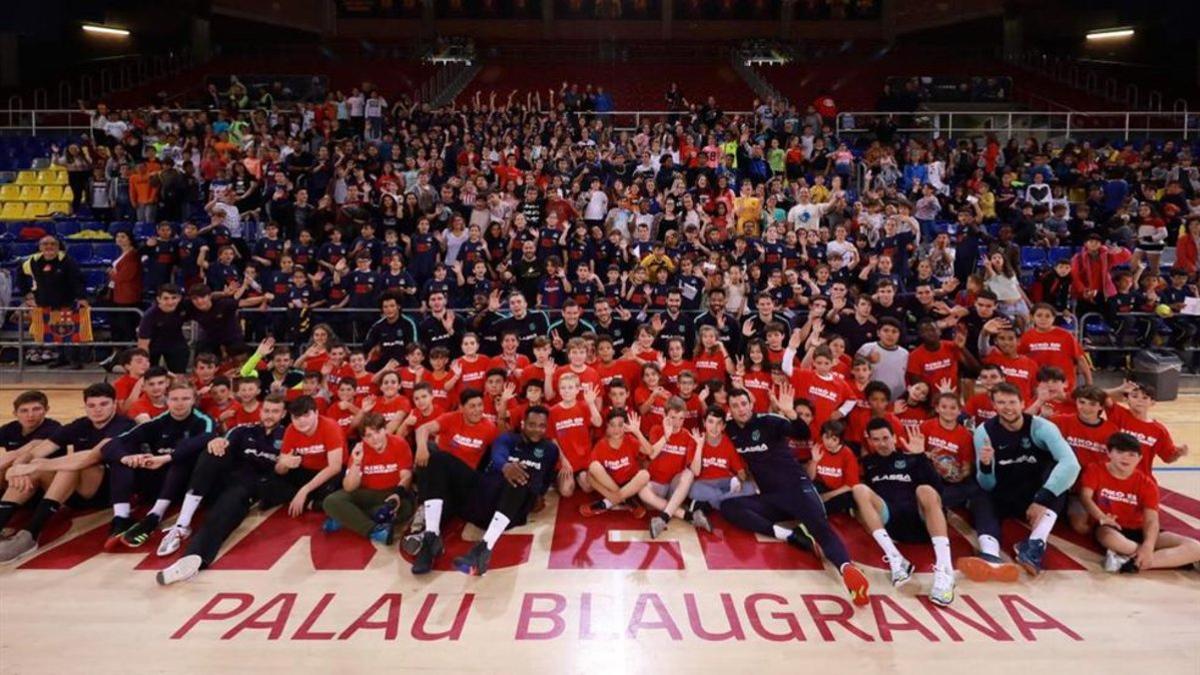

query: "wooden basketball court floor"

left=1, top=386, right=1199, bottom=675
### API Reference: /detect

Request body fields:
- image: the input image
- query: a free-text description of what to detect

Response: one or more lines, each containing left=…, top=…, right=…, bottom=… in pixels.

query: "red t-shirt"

left=302, top=351, right=331, bottom=374
left=357, top=435, right=414, bottom=491
left=398, top=367, right=424, bottom=401
left=352, top=372, right=376, bottom=400
left=813, top=447, right=860, bottom=491
left=324, top=363, right=354, bottom=390
left=549, top=400, right=595, bottom=470
left=906, top=341, right=960, bottom=391
left=1107, top=404, right=1177, bottom=474
left=692, top=351, right=729, bottom=386
left=551, top=365, right=601, bottom=402
left=594, top=358, right=642, bottom=392
left=1053, top=413, right=1119, bottom=478
left=649, top=428, right=692, bottom=484
left=202, top=398, right=237, bottom=431
left=741, top=370, right=774, bottom=413
left=113, top=374, right=140, bottom=404
left=404, top=402, right=446, bottom=444
left=633, top=386, right=670, bottom=435
left=326, top=401, right=360, bottom=439
left=591, top=435, right=642, bottom=484
left=518, top=362, right=555, bottom=392
left=230, top=402, right=263, bottom=428
left=1018, top=327, right=1085, bottom=390
left=919, top=418, right=974, bottom=483
left=423, top=371, right=455, bottom=408
left=1081, top=463, right=1159, bottom=530
left=678, top=395, right=704, bottom=431
left=790, top=368, right=855, bottom=430
left=372, top=395, right=411, bottom=426
left=964, top=392, right=997, bottom=426
left=984, top=351, right=1039, bottom=401
left=434, top=411, right=499, bottom=469
left=127, top=397, right=166, bottom=420
left=454, top=355, right=491, bottom=396
left=489, top=353, right=530, bottom=383
left=660, top=359, right=695, bottom=394
left=689, top=436, right=744, bottom=480
left=281, top=416, right=346, bottom=471
left=845, top=410, right=906, bottom=450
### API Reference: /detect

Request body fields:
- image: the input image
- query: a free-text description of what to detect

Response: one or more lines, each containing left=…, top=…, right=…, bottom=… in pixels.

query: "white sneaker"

left=156, top=526, right=191, bottom=557
left=886, top=555, right=915, bottom=587
left=930, top=566, right=956, bottom=606
left=1103, top=549, right=1131, bottom=573
left=156, top=554, right=202, bottom=586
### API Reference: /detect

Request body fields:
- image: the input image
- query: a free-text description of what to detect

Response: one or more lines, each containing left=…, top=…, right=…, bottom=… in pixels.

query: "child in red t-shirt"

left=549, top=373, right=603, bottom=497
left=581, top=410, right=651, bottom=518
left=964, top=364, right=1003, bottom=426
left=423, top=347, right=458, bottom=410
left=1018, top=304, right=1091, bottom=392
left=1105, top=381, right=1189, bottom=475
left=1081, top=432, right=1200, bottom=573
left=633, top=362, right=672, bottom=436
left=806, top=419, right=861, bottom=515
left=321, top=412, right=414, bottom=542
left=200, top=376, right=237, bottom=431
left=327, top=380, right=365, bottom=443
left=227, top=377, right=263, bottom=428
left=640, top=401, right=711, bottom=537
left=396, top=382, right=446, bottom=447
left=686, top=405, right=751, bottom=509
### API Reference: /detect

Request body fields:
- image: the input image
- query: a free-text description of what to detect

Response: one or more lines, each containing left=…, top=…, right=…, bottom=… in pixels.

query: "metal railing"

left=835, top=110, right=1196, bottom=141
left=1076, top=311, right=1194, bottom=354
left=0, top=305, right=146, bottom=381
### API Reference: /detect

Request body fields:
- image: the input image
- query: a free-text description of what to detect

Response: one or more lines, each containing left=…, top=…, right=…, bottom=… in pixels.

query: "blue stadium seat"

left=134, top=221, right=158, bottom=239
left=108, top=221, right=134, bottom=236
left=11, top=242, right=38, bottom=260
left=1046, top=246, right=1073, bottom=264
left=1019, top=247, right=1047, bottom=270
left=0, top=223, right=11, bottom=242
left=54, top=221, right=81, bottom=237
left=66, top=242, right=93, bottom=263
left=91, top=243, right=120, bottom=264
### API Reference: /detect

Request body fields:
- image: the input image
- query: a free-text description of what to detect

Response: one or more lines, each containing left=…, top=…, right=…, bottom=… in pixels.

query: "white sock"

left=150, top=499, right=171, bottom=518
left=772, top=524, right=792, bottom=541
left=601, top=498, right=613, bottom=509
left=113, top=503, right=131, bottom=519
left=482, top=512, right=511, bottom=550
left=873, top=529, right=903, bottom=564
left=176, top=492, right=203, bottom=529
left=979, top=534, right=1000, bottom=558
left=423, top=499, right=443, bottom=536
left=932, top=536, right=951, bottom=570
left=1030, top=510, right=1057, bottom=543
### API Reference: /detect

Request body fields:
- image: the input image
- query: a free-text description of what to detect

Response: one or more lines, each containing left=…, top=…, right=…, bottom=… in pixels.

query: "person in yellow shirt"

left=733, top=182, right=762, bottom=237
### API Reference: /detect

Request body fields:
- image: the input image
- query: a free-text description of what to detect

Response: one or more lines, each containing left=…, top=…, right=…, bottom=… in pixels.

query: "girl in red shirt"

left=692, top=325, right=732, bottom=386
left=806, top=419, right=860, bottom=515
left=735, top=340, right=775, bottom=414
left=423, top=347, right=458, bottom=410
left=660, top=338, right=694, bottom=394
left=370, top=371, right=412, bottom=435
left=452, top=334, right=491, bottom=398
left=326, top=380, right=366, bottom=443
left=633, top=363, right=672, bottom=436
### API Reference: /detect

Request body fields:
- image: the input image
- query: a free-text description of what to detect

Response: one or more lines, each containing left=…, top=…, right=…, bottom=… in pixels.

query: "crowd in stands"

left=1, top=82, right=1198, bottom=602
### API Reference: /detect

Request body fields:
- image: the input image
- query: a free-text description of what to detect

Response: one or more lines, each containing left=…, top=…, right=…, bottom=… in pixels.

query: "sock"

left=176, top=492, right=203, bottom=529
left=932, top=536, right=951, bottom=570
left=661, top=511, right=672, bottom=522
left=872, top=529, right=903, bottom=564
left=1030, top=510, right=1058, bottom=543
left=772, top=524, right=792, bottom=541
left=0, top=500, right=18, bottom=530
left=481, top=512, right=511, bottom=550
left=113, top=503, right=131, bottom=519
left=601, top=498, right=613, bottom=509
left=979, top=534, right=1000, bottom=558
left=26, top=499, right=61, bottom=539
left=423, top=499, right=443, bottom=536
left=150, top=499, right=171, bottom=518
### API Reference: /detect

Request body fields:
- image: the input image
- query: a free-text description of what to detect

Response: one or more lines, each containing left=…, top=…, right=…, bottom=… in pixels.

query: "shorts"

left=648, top=474, right=684, bottom=499
left=881, top=498, right=929, bottom=543
left=823, top=490, right=855, bottom=515
left=1095, top=524, right=1153, bottom=544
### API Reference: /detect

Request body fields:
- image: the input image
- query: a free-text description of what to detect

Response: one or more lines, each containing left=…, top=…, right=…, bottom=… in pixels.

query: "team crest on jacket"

left=534, top=446, right=544, bottom=458
left=751, top=430, right=760, bottom=441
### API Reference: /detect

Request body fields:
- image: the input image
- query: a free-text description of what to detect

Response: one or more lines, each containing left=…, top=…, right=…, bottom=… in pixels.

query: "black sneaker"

left=453, top=541, right=492, bottom=577
left=786, top=525, right=815, bottom=552
left=410, top=532, right=443, bottom=575
left=120, top=514, right=162, bottom=549
left=103, top=516, right=134, bottom=552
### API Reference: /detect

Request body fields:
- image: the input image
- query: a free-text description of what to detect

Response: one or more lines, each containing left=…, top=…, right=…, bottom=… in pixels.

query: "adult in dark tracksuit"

left=101, top=383, right=216, bottom=550
left=451, top=406, right=560, bottom=577
left=156, top=396, right=299, bottom=585
left=971, top=382, right=1080, bottom=576
left=719, top=386, right=871, bottom=606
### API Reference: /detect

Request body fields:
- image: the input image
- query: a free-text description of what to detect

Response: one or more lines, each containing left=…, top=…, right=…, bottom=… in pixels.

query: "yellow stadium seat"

left=37, top=170, right=67, bottom=186
left=47, top=201, right=70, bottom=214
left=18, top=185, right=43, bottom=201
left=45, top=163, right=66, bottom=172
left=23, top=202, right=49, bottom=218
left=40, top=186, right=63, bottom=202
left=15, top=171, right=37, bottom=185
left=0, top=184, right=20, bottom=201
left=62, top=186, right=74, bottom=203
left=0, top=202, right=24, bottom=220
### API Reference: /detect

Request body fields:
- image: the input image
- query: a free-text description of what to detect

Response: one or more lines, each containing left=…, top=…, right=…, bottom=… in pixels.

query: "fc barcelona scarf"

left=29, top=306, right=94, bottom=344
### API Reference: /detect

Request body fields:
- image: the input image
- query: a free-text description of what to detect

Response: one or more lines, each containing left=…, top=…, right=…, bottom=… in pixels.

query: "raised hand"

left=906, top=426, right=926, bottom=454
left=979, top=438, right=995, bottom=466
left=351, top=444, right=364, bottom=466
left=628, top=411, right=642, bottom=431
left=257, top=336, right=276, bottom=356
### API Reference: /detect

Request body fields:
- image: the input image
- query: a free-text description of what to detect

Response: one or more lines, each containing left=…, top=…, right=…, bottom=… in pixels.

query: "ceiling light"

left=1086, top=28, right=1133, bottom=40
left=82, top=24, right=131, bottom=37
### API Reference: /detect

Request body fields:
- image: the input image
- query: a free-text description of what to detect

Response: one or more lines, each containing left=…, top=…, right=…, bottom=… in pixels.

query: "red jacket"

left=110, top=249, right=143, bottom=305
left=1177, top=231, right=1198, bottom=275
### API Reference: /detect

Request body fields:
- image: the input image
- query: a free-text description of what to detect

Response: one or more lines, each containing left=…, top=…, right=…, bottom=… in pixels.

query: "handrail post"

left=1124, top=112, right=1130, bottom=141
left=1006, top=112, right=1013, bottom=141
left=16, top=308, right=26, bottom=383
left=1064, top=112, right=1071, bottom=140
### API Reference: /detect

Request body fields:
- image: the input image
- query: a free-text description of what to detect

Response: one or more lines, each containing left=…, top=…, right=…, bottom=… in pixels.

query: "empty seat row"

left=10, top=168, right=68, bottom=186
left=0, top=202, right=72, bottom=220
left=0, top=185, right=74, bottom=202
